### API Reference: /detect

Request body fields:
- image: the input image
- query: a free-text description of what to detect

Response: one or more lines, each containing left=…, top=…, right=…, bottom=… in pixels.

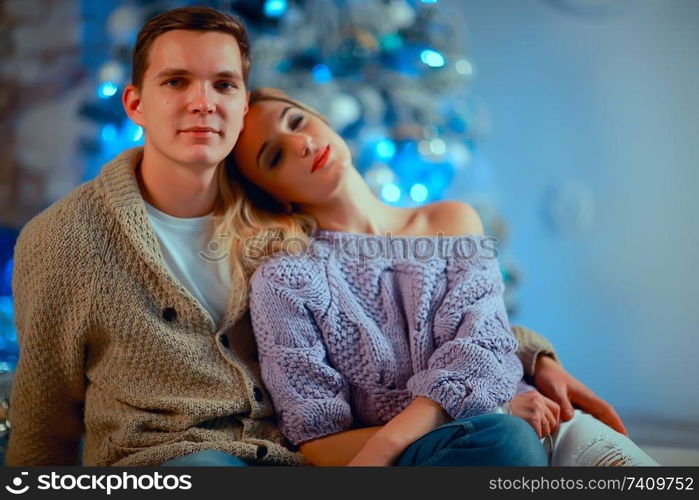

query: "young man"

left=6, top=6, right=623, bottom=466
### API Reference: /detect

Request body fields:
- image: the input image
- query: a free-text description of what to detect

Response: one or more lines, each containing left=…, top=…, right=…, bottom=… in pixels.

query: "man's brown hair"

left=131, top=6, right=251, bottom=89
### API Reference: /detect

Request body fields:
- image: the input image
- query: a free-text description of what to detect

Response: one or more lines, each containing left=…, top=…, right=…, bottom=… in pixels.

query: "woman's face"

left=232, top=99, right=352, bottom=206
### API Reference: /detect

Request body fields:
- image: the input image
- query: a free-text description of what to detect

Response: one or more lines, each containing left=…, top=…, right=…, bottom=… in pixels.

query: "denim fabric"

left=396, top=414, right=548, bottom=466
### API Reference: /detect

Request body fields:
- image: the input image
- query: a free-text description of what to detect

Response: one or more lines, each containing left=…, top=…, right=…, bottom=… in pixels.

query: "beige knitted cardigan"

left=6, top=147, right=558, bottom=466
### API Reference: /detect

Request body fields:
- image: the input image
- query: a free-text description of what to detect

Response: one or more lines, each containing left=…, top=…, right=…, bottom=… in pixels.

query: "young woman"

left=219, top=88, right=657, bottom=466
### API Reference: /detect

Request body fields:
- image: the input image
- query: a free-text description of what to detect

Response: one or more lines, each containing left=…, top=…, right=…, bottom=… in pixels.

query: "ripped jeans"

left=544, top=410, right=659, bottom=466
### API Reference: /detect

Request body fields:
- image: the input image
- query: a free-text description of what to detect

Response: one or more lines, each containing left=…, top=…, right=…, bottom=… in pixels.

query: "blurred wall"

left=456, top=0, right=699, bottom=435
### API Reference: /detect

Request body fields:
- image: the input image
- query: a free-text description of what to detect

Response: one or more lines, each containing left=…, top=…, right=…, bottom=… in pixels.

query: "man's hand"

left=510, top=390, right=561, bottom=438
left=533, top=355, right=628, bottom=435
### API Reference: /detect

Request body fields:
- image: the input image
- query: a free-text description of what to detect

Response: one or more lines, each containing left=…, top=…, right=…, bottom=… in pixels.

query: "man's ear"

left=123, top=84, right=145, bottom=127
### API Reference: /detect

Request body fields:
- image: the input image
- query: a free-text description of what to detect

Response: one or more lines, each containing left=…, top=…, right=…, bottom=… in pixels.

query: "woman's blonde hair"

left=212, top=87, right=326, bottom=320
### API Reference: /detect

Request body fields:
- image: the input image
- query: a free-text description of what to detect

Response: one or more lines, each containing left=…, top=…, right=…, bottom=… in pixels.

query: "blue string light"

left=312, top=64, right=333, bottom=83
left=1, top=259, right=11, bottom=296
left=376, top=139, right=396, bottom=160
left=420, top=49, right=445, bottom=68
left=97, top=81, right=118, bottom=99
left=264, top=0, right=287, bottom=18
left=381, top=183, right=401, bottom=203
left=132, top=126, right=143, bottom=142
left=410, top=183, right=429, bottom=203
left=101, top=124, right=117, bottom=142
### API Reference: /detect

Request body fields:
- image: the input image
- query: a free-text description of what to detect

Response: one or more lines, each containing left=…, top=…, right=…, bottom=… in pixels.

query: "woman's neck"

left=297, top=169, right=412, bottom=236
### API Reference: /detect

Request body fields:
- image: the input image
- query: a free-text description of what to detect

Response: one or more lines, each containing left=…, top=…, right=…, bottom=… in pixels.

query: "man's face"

left=126, top=30, right=248, bottom=168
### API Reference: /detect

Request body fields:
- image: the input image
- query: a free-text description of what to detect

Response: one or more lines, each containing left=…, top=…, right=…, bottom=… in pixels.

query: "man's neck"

left=137, top=148, right=220, bottom=218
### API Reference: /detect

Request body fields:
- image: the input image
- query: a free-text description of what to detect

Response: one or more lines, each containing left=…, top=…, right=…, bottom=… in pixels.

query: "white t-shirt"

left=144, top=201, right=231, bottom=328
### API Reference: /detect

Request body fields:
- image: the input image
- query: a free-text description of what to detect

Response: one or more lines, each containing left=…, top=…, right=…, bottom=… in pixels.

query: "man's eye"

left=165, top=78, right=183, bottom=87
left=290, top=114, right=303, bottom=130
left=216, top=81, right=237, bottom=91
left=269, top=150, right=282, bottom=168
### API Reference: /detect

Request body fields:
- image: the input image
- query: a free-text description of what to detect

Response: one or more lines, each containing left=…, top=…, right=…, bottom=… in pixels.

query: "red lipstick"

left=312, top=145, right=331, bottom=172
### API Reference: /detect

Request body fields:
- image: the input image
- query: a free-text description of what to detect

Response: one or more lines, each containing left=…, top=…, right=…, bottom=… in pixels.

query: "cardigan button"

left=256, top=445, right=268, bottom=459
left=219, top=334, right=230, bottom=348
left=283, top=438, right=300, bottom=452
left=253, top=386, right=264, bottom=403
left=162, top=307, right=177, bottom=322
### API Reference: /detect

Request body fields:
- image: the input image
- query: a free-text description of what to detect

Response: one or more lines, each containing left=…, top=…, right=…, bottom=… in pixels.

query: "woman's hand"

left=533, top=355, right=628, bottom=435
left=510, top=390, right=561, bottom=438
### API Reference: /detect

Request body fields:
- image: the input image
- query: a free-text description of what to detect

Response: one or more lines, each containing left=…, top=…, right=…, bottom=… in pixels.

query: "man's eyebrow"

left=153, top=68, right=243, bottom=81
left=154, top=68, right=191, bottom=79
left=214, top=70, right=244, bottom=81
left=256, top=106, right=294, bottom=169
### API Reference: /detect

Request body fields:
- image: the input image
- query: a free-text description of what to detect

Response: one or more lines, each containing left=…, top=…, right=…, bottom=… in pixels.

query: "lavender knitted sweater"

left=249, top=230, right=523, bottom=445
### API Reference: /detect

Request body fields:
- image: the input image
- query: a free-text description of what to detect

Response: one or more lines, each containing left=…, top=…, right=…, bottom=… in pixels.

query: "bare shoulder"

left=421, top=200, right=484, bottom=237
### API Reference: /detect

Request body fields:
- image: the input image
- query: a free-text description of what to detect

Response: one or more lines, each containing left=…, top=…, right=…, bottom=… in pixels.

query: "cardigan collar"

left=94, top=147, right=242, bottom=331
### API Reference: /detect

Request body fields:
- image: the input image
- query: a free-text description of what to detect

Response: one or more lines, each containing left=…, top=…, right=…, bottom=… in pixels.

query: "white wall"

left=454, top=0, right=699, bottom=434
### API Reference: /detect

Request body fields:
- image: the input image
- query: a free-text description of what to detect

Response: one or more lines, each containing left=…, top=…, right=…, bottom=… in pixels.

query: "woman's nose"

left=281, top=134, right=315, bottom=158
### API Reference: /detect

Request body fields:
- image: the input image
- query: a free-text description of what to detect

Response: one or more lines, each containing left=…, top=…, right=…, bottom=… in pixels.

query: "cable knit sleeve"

left=406, top=240, right=522, bottom=419
left=249, top=257, right=353, bottom=445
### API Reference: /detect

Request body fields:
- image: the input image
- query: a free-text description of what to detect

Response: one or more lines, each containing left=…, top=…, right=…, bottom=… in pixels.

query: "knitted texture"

left=7, top=147, right=304, bottom=466
left=512, top=325, right=560, bottom=376
left=249, top=231, right=525, bottom=445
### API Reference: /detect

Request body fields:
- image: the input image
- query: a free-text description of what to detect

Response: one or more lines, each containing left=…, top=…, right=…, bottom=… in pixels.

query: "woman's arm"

left=348, top=396, right=450, bottom=466
left=300, top=426, right=382, bottom=466
left=300, top=397, right=450, bottom=466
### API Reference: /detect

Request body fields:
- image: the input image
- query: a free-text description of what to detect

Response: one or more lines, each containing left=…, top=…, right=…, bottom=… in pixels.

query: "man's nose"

left=187, top=84, right=215, bottom=114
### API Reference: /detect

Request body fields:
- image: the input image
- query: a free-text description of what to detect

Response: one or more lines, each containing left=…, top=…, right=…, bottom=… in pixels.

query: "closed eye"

left=289, top=114, right=303, bottom=130
left=269, top=149, right=282, bottom=168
